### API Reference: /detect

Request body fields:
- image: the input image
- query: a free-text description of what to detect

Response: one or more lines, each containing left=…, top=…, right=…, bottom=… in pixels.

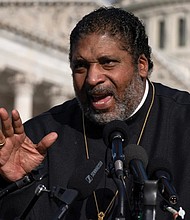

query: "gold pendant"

left=98, top=211, right=105, bottom=220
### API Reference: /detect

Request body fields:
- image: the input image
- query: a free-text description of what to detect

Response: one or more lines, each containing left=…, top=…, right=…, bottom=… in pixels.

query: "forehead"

left=71, top=33, right=126, bottom=59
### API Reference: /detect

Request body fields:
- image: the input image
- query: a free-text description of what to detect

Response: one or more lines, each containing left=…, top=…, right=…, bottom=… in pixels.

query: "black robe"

left=0, top=81, right=190, bottom=220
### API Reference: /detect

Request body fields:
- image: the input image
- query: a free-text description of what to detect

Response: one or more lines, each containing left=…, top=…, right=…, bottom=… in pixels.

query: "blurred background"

left=0, top=0, right=190, bottom=122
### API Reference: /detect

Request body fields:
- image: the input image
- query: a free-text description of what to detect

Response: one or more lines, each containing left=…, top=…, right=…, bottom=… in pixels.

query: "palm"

left=0, top=108, right=57, bottom=182
left=0, top=134, right=43, bottom=181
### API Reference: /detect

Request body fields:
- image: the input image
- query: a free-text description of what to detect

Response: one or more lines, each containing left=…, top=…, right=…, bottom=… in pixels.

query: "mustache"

left=87, top=85, right=115, bottom=96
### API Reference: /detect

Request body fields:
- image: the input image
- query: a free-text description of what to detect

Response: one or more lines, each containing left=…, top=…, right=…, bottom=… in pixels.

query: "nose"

left=85, top=63, right=106, bottom=87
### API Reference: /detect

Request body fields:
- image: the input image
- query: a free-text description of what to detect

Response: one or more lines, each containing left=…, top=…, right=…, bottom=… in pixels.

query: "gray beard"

left=76, top=75, right=145, bottom=125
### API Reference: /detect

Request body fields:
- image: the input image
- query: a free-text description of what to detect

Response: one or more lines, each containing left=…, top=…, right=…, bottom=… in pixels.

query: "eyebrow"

left=72, top=55, right=119, bottom=63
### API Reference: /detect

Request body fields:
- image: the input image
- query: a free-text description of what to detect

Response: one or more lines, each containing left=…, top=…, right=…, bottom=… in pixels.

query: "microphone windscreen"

left=147, top=158, right=172, bottom=181
left=103, top=120, right=128, bottom=147
left=67, top=158, right=104, bottom=199
left=124, top=144, right=148, bottom=169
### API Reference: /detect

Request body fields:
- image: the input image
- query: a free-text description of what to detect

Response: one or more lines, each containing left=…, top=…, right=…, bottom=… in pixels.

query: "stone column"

left=10, top=73, right=35, bottom=122
left=49, top=85, right=70, bottom=107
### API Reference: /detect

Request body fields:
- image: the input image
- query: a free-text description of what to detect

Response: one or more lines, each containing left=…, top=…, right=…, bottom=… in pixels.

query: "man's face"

left=70, top=33, right=148, bottom=124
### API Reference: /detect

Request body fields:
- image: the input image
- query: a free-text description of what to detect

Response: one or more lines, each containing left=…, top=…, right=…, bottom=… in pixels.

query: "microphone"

left=124, top=145, right=156, bottom=220
left=148, top=158, right=178, bottom=205
left=103, top=120, right=128, bottom=178
left=53, top=158, right=104, bottom=219
left=0, top=168, right=46, bottom=199
left=124, top=144, right=148, bottom=184
left=0, top=175, right=33, bottom=199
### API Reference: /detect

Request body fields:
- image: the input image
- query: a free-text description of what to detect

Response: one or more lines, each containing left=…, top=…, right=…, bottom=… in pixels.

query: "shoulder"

left=24, top=98, right=81, bottom=140
left=27, top=98, right=79, bottom=123
left=152, top=82, right=190, bottom=126
left=46, top=98, right=80, bottom=118
left=153, top=82, right=190, bottom=105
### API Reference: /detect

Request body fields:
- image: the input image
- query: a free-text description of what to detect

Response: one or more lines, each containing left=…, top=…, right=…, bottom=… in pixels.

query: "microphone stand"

left=114, top=177, right=126, bottom=220
left=143, top=180, right=158, bottom=220
left=18, top=184, right=50, bottom=220
left=109, top=162, right=128, bottom=220
left=51, top=187, right=78, bottom=220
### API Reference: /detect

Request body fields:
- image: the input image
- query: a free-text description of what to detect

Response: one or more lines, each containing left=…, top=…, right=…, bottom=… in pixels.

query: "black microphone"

left=124, top=145, right=153, bottom=220
left=0, top=175, right=33, bottom=199
left=103, top=120, right=128, bottom=178
left=124, top=144, right=148, bottom=184
left=0, top=167, right=46, bottom=199
left=148, top=158, right=178, bottom=205
left=53, top=158, right=104, bottom=219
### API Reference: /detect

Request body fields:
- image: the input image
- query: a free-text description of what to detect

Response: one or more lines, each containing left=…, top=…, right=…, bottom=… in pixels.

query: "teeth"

left=95, top=100, right=105, bottom=104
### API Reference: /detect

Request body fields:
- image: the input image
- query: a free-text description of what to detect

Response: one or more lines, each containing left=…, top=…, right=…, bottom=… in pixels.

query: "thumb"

left=37, top=132, right=58, bottom=155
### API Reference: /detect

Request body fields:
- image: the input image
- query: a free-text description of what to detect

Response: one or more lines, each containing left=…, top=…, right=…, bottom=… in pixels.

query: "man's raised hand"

left=0, top=108, right=58, bottom=181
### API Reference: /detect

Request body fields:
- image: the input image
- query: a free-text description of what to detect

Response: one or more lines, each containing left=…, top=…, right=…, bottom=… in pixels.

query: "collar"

left=128, top=79, right=149, bottom=119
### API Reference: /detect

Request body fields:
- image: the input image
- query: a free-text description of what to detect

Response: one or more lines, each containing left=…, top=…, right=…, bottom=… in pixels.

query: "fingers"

left=0, top=108, right=24, bottom=137
left=37, top=132, right=58, bottom=155
left=11, top=109, right=24, bottom=134
left=0, top=130, right=5, bottom=142
left=0, top=130, right=6, bottom=148
left=0, top=108, right=14, bottom=137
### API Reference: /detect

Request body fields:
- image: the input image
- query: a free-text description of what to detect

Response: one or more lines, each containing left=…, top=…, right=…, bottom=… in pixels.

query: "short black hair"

left=69, top=7, right=153, bottom=73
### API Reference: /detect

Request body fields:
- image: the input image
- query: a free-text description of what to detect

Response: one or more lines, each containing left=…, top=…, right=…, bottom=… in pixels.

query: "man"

left=0, top=7, right=189, bottom=220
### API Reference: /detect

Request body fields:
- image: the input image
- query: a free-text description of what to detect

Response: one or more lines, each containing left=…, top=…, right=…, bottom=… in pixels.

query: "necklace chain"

left=137, top=81, right=155, bottom=145
left=93, top=190, right=118, bottom=220
left=82, top=81, right=155, bottom=219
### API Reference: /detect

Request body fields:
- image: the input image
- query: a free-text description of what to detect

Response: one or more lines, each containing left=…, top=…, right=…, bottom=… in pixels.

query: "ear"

left=138, top=54, right=149, bottom=78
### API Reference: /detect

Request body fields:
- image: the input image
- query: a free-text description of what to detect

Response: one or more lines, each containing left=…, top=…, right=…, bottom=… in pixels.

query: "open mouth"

left=90, top=93, right=113, bottom=110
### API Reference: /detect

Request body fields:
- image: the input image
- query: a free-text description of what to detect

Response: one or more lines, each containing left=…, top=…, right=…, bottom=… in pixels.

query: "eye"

left=71, top=60, right=89, bottom=74
left=99, top=58, right=118, bottom=69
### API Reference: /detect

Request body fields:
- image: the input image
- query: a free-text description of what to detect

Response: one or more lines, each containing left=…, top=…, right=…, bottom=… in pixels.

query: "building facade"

left=119, top=0, right=190, bottom=92
left=0, top=0, right=189, bottom=121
